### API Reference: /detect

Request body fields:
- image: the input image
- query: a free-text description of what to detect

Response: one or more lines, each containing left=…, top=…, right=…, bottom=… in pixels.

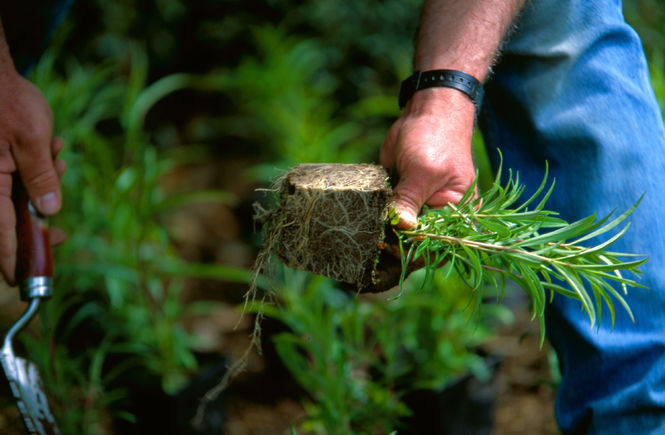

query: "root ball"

left=267, top=164, right=392, bottom=290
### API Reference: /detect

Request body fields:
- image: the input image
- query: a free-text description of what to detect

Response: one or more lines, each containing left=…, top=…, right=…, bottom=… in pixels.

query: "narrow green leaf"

left=460, top=243, right=483, bottom=290
left=542, top=282, right=579, bottom=299
left=514, top=162, right=550, bottom=212
left=512, top=214, right=597, bottom=248
left=595, top=278, right=635, bottom=323
left=533, top=176, right=556, bottom=212
left=571, top=195, right=643, bottom=245
left=586, top=270, right=647, bottom=289
left=593, top=284, right=603, bottom=329
left=572, top=258, right=647, bottom=271
left=475, top=217, right=511, bottom=238
left=516, top=263, right=546, bottom=317
left=456, top=174, right=479, bottom=207
left=586, top=275, right=616, bottom=329
left=553, top=264, right=595, bottom=326
left=538, top=311, right=546, bottom=348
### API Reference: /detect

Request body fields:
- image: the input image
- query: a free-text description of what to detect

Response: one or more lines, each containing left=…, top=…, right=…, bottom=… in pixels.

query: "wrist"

left=402, top=86, right=477, bottom=128
left=401, top=87, right=476, bottom=140
left=399, top=69, right=483, bottom=112
left=407, top=86, right=473, bottom=110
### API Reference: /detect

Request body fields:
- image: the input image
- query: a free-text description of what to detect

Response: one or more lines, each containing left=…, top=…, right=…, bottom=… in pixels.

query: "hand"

left=0, top=70, right=66, bottom=284
left=380, top=87, right=477, bottom=229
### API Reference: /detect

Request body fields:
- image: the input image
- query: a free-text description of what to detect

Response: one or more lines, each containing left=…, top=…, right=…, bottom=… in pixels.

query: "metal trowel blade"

left=1, top=346, right=59, bottom=435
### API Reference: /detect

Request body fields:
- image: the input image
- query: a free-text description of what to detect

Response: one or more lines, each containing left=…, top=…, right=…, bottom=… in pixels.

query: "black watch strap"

left=398, top=69, right=484, bottom=109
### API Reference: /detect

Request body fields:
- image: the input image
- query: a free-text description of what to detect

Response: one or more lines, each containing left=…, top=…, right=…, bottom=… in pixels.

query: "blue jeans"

left=479, top=0, right=665, bottom=433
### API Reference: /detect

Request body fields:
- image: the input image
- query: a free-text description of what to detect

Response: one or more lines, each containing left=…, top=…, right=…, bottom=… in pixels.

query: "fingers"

left=0, top=137, right=65, bottom=284
left=53, top=137, right=67, bottom=180
left=47, top=138, right=67, bottom=245
left=0, top=172, right=16, bottom=284
left=12, top=128, right=62, bottom=216
left=49, top=226, right=67, bottom=246
left=55, top=158, right=67, bottom=180
left=426, top=180, right=471, bottom=207
left=382, top=120, right=423, bottom=229
left=392, top=174, right=428, bottom=229
left=383, top=127, right=476, bottom=230
left=51, top=136, right=64, bottom=155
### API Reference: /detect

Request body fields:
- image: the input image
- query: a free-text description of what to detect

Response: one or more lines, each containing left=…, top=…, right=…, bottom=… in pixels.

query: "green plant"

left=180, top=21, right=510, bottom=434
left=252, top=265, right=505, bottom=434
left=8, top=1, right=660, bottom=433
left=20, top=41, right=249, bottom=432
left=393, top=163, right=646, bottom=344
left=187, top=23, right=504, bottom=433
left=198, top=25, right=402, bottom=182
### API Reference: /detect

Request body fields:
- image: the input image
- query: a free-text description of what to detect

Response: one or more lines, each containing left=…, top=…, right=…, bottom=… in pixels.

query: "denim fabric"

left=479, top=0, right=665, bottom=433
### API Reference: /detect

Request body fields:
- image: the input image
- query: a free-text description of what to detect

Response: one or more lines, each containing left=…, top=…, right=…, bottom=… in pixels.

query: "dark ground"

left=0, top=155, right=558, bottom=434
left=0, top=281, right=558, bottom=434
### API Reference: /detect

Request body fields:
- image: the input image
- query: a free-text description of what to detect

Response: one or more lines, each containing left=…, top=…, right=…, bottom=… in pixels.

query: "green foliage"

left=396, top=163, right=646, bottom=345
left=624, top=0, right=665, bottom=55
left=264, top=272, right=409, bottom=434
left=220, top=23, right=501, bottom=434
left=647, top=51, right=665, bottom=112
left=21, top=42, right=247, bottom=432
left=11, top=1, right=662, bottom=433
left=205, top=26, right=399, bottom=181
left=280, top=0, right=421, bottom=85
left=258, top=267, right=506, bottom=434
left=624, top=1, right=665, bottom=114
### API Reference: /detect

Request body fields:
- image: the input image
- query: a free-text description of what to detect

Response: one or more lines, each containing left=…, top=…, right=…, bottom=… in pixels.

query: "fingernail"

left=37, top=192, right=60, bottom=214
left=397, top=210, right=418, bottom=230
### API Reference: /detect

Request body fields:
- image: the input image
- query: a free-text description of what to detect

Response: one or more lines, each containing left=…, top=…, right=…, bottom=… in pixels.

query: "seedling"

left=393, top=162, right=645, bottom=344
left=253, top=161, right=646, bottom=346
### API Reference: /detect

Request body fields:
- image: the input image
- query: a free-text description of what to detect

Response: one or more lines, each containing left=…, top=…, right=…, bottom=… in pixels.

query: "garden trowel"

left=0, top=175, right=59, bottom=434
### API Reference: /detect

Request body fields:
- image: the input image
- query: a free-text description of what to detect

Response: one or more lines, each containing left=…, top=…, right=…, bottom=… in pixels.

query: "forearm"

left=382, top=0, right=526, bottom=228
left=415, top=0, right=525, bottom=81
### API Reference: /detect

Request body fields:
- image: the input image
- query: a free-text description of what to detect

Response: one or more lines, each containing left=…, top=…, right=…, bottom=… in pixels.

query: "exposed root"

left=192, top=298, right=265, bottom=429
left=194, top=164, right=393, bottom=427
left=274, top=164, right=392, bottom=289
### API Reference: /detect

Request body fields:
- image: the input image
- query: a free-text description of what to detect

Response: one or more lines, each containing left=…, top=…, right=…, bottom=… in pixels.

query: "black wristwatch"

left=398, top=69, right=484, bottom=110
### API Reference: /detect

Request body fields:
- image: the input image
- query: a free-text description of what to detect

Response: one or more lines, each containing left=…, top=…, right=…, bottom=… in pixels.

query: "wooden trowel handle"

left=12, top=173, right=53, bottom=286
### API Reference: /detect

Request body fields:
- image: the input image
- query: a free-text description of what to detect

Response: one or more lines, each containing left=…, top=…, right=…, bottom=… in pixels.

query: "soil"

left=268, top=163, right=392, bottom=290
left=488, top=301, right=559, bottom=435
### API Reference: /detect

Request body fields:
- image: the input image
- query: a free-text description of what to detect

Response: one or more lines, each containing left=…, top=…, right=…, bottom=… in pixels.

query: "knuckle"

left=395, top=186, right=424, bottom=213
left=0, top=142, right=16, bottom=173
left=0, top=174, right=11, bottom=197
left=23, top=167, right=59, bottom=193
left=21, top=122, right=51, bottom=147
left=0, top=215, right=17, bottom=261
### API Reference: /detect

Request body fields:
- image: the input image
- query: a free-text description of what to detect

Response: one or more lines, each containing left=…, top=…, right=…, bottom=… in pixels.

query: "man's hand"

left=380, top=0, right=525, bottom=229
left=0, top=69, right=65, bottom=284
left=381, top=87, right=477, bottom=229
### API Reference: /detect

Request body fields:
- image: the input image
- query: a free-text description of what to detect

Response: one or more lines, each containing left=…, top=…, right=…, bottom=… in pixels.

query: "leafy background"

left=0, top=0, right=662, bottom=433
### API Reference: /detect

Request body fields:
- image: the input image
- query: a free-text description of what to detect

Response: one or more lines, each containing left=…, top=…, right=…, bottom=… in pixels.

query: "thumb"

left=380, top=121, right=400, bottom=170
left=392, top=175, right=429, bottom=230
left=13, top=137, right=62, bottom=215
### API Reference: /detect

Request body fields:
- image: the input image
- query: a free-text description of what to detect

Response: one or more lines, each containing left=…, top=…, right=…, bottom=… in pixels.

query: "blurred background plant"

left=0, top=0, right=661, bottom=433
left=20, top=34, right=251, bottom=432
